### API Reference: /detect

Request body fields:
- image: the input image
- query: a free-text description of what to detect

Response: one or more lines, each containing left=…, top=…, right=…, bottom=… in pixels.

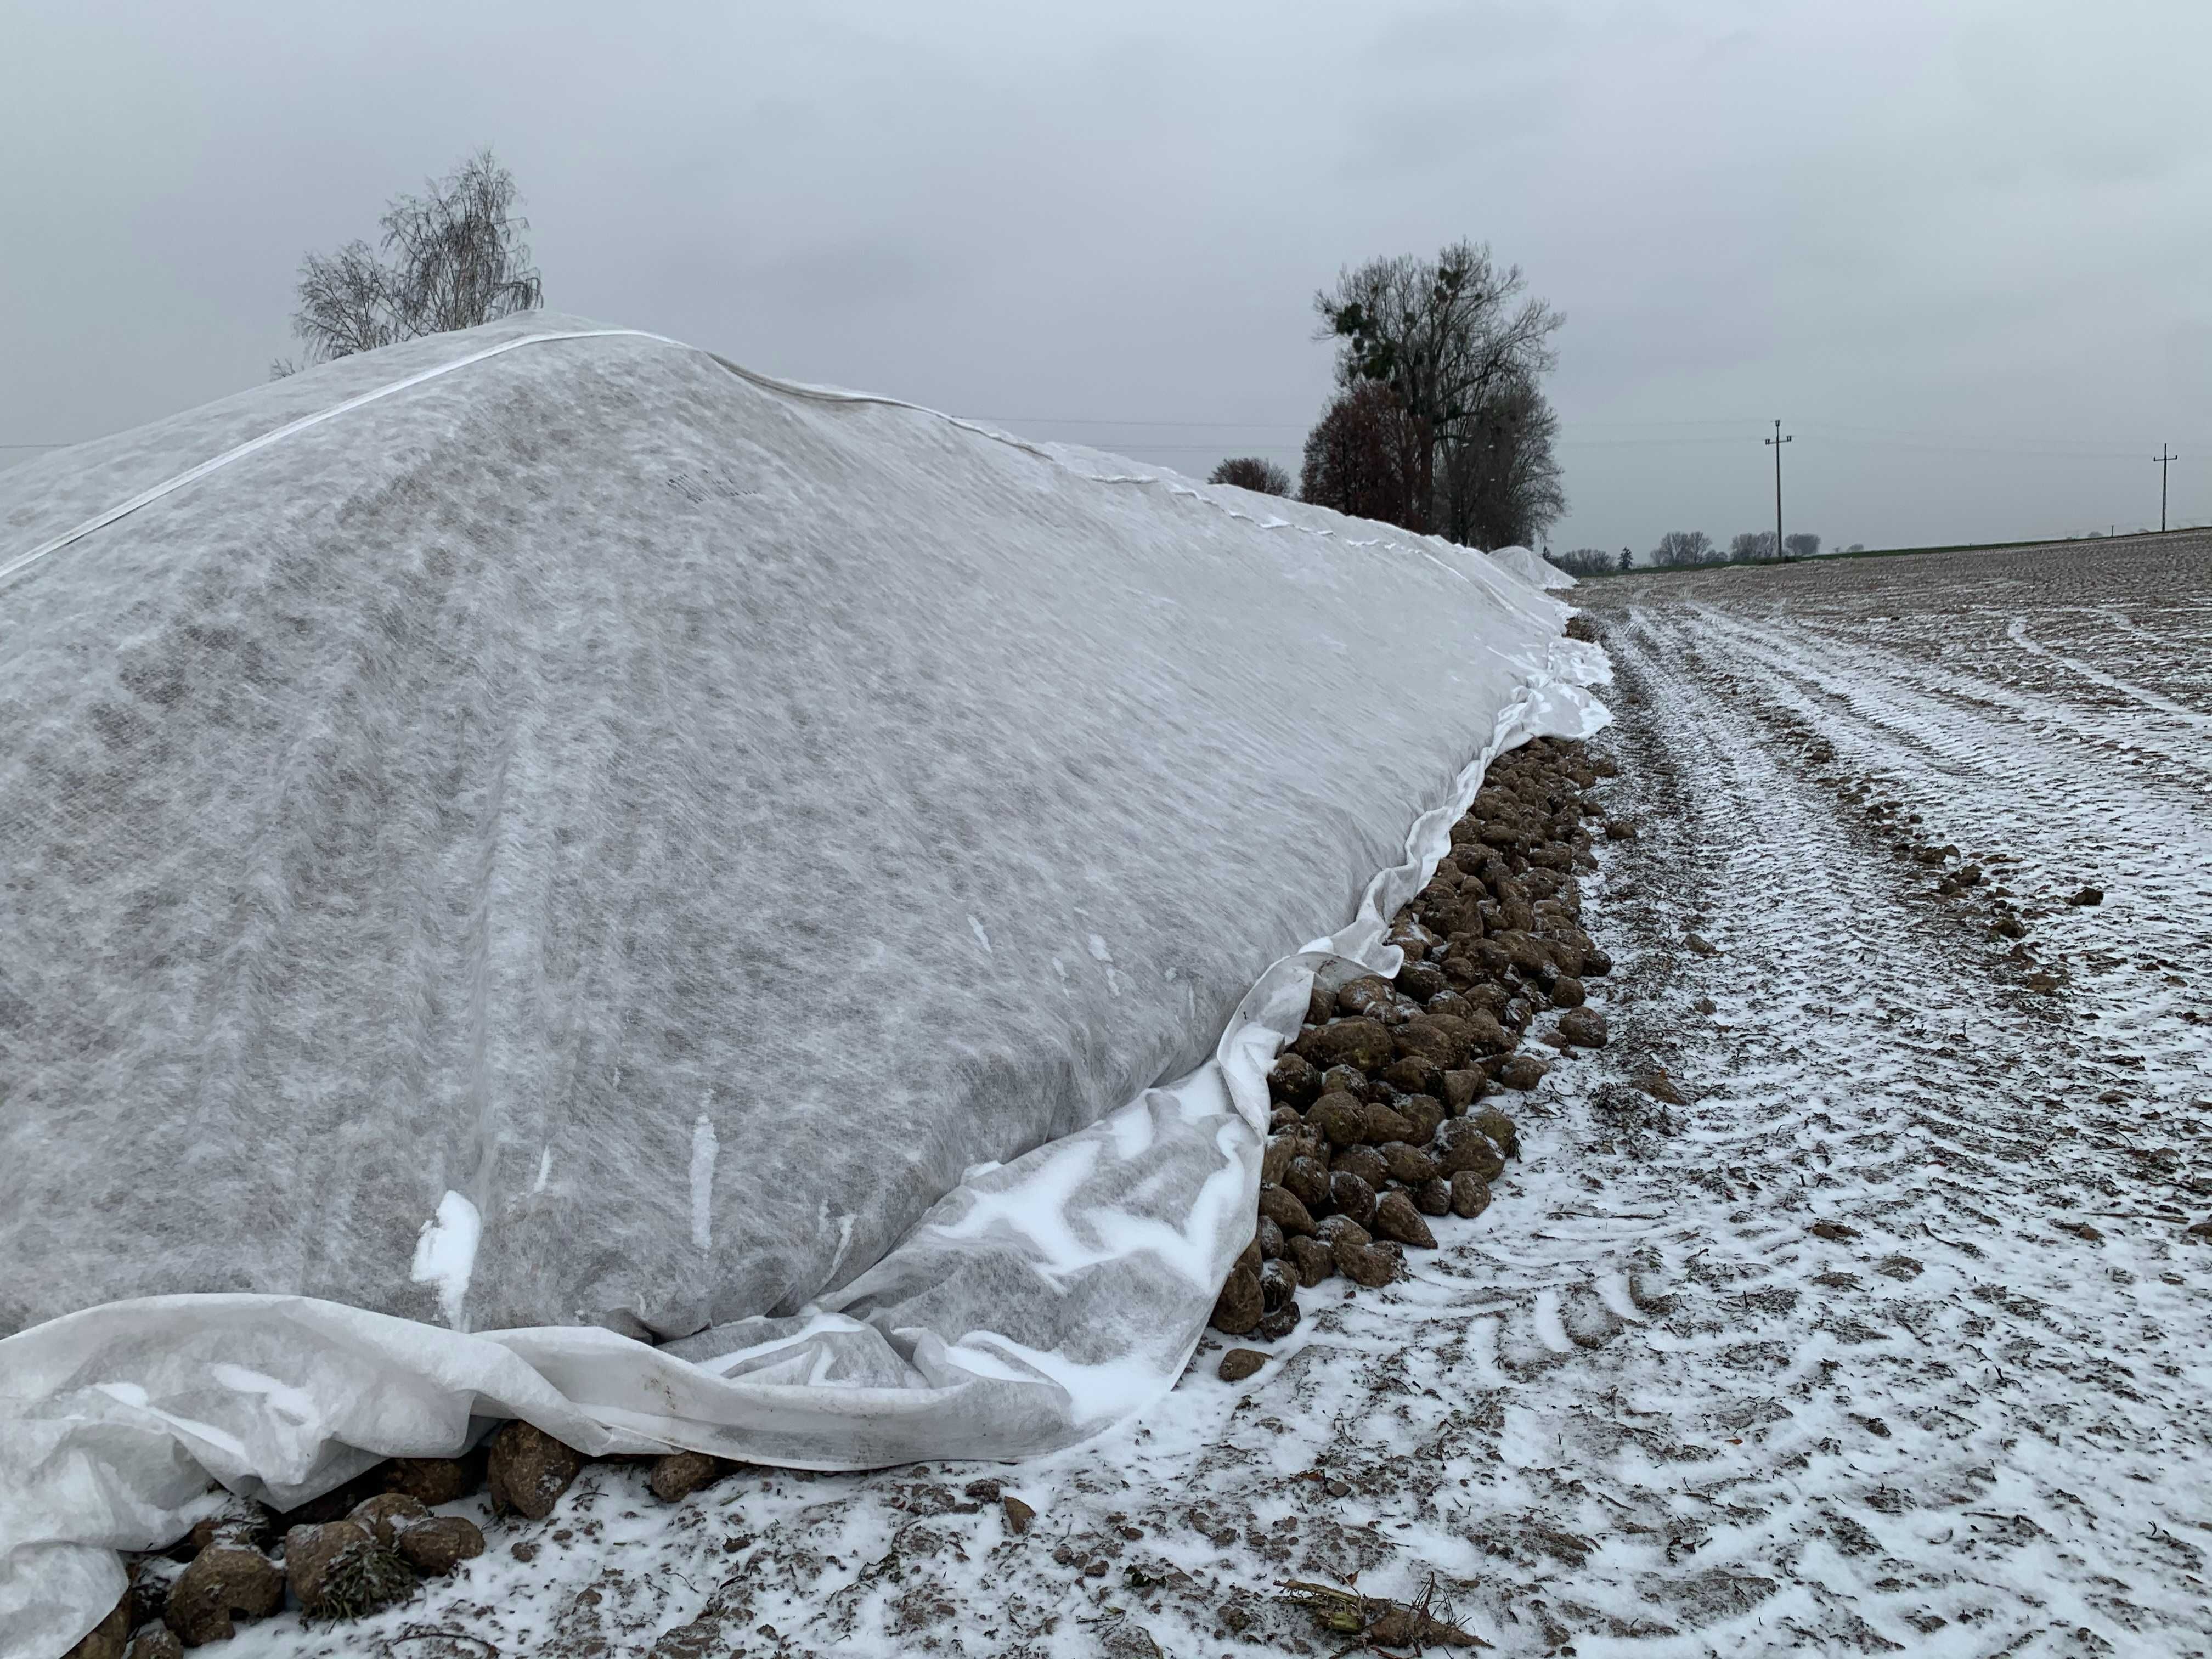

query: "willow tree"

left=278, top=148, right=543, bottom=374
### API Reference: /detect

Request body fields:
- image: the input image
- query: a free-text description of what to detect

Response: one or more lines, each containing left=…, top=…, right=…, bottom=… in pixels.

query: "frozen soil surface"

left=229, top=538, right=2211, bottom=1658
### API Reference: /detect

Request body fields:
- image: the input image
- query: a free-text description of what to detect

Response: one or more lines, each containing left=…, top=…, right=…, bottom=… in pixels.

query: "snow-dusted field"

left=223, top=537, right=2211, bottom=1658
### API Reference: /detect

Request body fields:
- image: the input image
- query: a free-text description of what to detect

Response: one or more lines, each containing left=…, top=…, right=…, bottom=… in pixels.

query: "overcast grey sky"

left=5, top=1, right=2208, bottom=554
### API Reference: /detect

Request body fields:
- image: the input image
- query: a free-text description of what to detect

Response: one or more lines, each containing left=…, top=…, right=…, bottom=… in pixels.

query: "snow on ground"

left=222, top=537, right=2211, bottom=1658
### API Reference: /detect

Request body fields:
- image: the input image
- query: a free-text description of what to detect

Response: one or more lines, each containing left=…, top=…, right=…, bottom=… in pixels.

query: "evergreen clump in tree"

left=276, top=148, right=543, bottom=374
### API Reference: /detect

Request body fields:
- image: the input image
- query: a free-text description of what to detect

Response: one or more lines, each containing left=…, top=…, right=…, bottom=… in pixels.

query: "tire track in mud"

left=1644, top=596, right=2210, bottom=1211
left=1546, top=592, right=2212, bottom=1655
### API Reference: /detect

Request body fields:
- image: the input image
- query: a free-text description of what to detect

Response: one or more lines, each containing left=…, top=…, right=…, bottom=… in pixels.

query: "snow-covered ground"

left=222, top=537, right=2211, bottom=1657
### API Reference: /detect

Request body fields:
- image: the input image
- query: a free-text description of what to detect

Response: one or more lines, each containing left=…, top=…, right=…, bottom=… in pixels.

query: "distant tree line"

left=1545, top=547, right=1619, bottom=577
left=1210, top=240, right=1568, bottom=551
left=1632, top=528, right=1824, bottom=570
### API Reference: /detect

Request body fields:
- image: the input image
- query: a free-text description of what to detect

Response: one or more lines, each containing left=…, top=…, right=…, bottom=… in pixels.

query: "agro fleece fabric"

left=0, top=314, right=1607, bottom=1657
left=1486, top=542, right=1579, bottom=592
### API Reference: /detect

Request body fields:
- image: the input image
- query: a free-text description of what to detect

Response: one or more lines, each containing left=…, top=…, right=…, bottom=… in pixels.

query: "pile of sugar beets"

left=70, top=1433, right=740, bottom=1655
left=1210, top=735, right=1616, bottom=1379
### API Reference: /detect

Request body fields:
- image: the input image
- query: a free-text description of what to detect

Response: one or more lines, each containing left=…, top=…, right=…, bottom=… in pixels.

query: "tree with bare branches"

left=276, top=148, right=543, bottom=374
left=1299, top=384, right=1424, bottom=527
left=1649, top=530, right=1717, bottom=568
left=1208, top=456, right=1291, bottom=495
left=1314, top=241, right=1564, bottom=535
left=1432, top=371, right=1565, bottom=549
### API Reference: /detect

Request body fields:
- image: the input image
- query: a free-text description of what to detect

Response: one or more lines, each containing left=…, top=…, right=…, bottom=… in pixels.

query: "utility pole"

left=2154, top=445, right=2176, bottom=533
left=1765, top=419, right=1792, bottom=558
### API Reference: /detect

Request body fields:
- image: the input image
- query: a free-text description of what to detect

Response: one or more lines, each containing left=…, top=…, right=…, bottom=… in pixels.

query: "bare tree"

left=1315, top=241, right=1564, bottom=534
left=1299, top=384, right=1425, bottom=527
left=1547, top=547, right=1614, bottom=577
left=1208, top=456, right=1292, bottom=495
left=278, top=148, right=543, bottom=374
left=1432, top=371, right=1566, bottom=549
left=1783, top=532, right=1821, bottom=560
left=1729, top=530, right=1777, bottom=562
left=1649, top=530, right=1715, bottom=568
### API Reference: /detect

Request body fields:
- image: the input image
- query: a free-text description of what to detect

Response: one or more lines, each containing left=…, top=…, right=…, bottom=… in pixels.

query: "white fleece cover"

left=1486, top=542, right=1579, bottom=591
left=0, top=314, right=1608, bottom=1658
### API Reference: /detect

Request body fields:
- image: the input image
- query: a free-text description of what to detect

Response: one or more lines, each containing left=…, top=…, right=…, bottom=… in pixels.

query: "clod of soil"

left=2068, top=885, right=2103, bottom=906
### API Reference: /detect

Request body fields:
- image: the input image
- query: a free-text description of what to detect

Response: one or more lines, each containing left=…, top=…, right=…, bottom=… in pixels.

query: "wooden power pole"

left=2154, top=445, right=2177, bottom=532
left=1765, top=420, right=1792, bottom=557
